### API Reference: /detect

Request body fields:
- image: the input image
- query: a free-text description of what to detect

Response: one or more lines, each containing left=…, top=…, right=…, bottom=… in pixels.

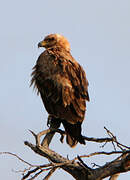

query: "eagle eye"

left=46, top=37, right=55, bottom=42
left=50, top=37, right=55, bottom=41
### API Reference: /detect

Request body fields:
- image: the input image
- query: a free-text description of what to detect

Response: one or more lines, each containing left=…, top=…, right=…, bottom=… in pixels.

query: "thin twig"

left=73, top=150, right=130, bottom=161
left=28, top=170, right=43, bottom=180
left=43, top=168, right=57, bottom=180
left=0, top=152, right=33, bottom=167
left=83, top=136, right=114, bottom=143
left=22, top=165, right=57, bottom=179
left=22, top=167, right=40, bottom=180
left=104, top=127, right=130, bottom=150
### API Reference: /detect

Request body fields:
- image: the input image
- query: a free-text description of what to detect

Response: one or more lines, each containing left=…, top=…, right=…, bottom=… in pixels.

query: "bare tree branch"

left=0, top=152, right=33, bottom=167
left=109, top=173, right=120, bottom=180
left=73, top=150, right=130, bottom=160
left=83, top=136, right=114, bottom=143
left=43, top=168, right=57, bottom=180
left=23, top=127, right=130, bottom=180
left=1, top=126, right=130, bottom=179
left=104, top=127, right=130, bottom=150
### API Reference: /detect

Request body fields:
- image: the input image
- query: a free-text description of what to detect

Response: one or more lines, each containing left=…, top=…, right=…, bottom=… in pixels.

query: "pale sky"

left=0, top=0, right=130, bottom=179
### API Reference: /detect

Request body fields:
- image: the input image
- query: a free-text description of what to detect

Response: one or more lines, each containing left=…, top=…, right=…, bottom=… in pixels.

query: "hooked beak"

left=38, top=40, right=46, bottom=48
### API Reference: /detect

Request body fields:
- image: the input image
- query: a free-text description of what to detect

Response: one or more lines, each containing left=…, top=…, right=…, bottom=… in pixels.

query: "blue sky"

left=0, top=0, right=130, bottom=179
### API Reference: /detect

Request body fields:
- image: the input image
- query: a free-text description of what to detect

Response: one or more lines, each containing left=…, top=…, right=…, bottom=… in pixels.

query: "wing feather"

left=65, top=60, right=90, bottom=101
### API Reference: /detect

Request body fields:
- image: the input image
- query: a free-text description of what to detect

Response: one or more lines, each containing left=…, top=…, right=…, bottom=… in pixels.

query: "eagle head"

left=38, top=34, right=70, bottom=52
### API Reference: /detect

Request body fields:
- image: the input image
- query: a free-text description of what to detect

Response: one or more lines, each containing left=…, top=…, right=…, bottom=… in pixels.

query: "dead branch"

left=23, top=126, right=130, bottom=180
left=83, top=136, right=114, bottom=143
left=0, top=152, right=33, bottom=167
left=1, top=126, right=130, bottom=180
left=43, top=168, right=57, bottom=180
left=104, top=126, right=130, bottom=150
left=73, top=150, right=130, bottom=160
left=109, top=174, right=120, bottom=180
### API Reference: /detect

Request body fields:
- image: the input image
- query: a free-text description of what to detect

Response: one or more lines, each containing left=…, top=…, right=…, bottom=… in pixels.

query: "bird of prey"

left=31, top=34, right=89, bottom=147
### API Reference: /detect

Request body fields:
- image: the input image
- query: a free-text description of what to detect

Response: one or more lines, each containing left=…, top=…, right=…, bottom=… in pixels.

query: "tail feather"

left=62, top=120, right=86, bottom=148
left=48, top=116, right=86, bottom=148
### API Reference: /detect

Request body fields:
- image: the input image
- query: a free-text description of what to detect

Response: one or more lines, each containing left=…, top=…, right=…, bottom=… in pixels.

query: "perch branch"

left=24, top=128, right=130, bottom=180
left=1, top=126, right=130, bottom=180
left=24, top=141, right=85, bottom=180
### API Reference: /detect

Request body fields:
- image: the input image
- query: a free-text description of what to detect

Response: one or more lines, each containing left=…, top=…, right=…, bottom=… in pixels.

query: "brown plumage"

left=31, top=34, right=89, bottom=147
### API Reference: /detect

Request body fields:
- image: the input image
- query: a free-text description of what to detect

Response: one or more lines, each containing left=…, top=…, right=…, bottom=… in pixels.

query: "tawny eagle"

left=31, top=34, right=89, bottom=147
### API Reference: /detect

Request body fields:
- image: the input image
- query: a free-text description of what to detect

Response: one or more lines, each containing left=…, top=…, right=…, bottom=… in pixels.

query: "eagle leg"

left=29, top=116, right=64, bottom=147
left=41, top=116, right=62, bottom=147
left=47, top=115, right=61, bottom=128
